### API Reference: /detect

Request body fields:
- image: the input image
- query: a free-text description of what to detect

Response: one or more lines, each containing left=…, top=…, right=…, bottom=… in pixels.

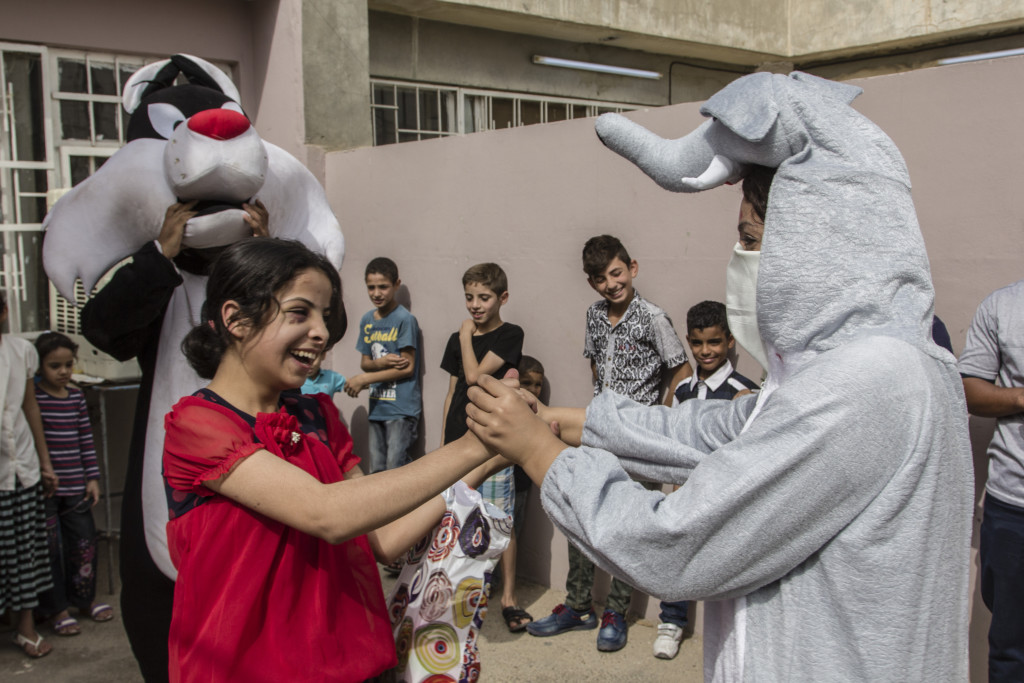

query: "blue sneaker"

left=526, top=603, right=598, bottom=637
left=596, top=610, right=628, bottom=652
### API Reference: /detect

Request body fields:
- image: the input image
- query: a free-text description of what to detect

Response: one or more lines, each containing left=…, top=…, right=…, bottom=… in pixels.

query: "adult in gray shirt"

left=960, top=280, right=1024, bottom=683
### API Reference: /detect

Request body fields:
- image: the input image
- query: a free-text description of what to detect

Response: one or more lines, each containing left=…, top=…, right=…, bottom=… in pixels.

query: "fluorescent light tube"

left=533, top=55, right=662, bottom=80
left=938, top=47, right=1024, bottom=65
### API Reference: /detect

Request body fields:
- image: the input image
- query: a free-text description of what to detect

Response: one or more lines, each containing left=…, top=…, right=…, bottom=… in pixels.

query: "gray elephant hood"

left=595, top=72, right=936, bottom=376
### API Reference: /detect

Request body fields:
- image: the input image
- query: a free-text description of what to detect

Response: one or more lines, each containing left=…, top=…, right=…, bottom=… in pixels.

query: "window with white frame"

left=370, top=78, right=638, bottom=146
left=1, top=46, right=231, bottom=336
left=1, top=44, right=53, bottom=334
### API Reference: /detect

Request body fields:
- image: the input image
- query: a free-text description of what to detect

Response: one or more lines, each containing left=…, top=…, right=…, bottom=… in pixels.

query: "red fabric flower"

left=254, top=410, right=305, bottom=459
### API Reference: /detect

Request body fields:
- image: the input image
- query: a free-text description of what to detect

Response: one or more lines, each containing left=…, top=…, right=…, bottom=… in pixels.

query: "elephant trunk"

left=594, top=114, right=717, bottom=193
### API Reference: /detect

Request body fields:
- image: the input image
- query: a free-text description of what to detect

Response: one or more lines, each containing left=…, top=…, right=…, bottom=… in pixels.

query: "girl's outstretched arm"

left=361, top=454, right=509, bottom=562
left=205, top=432, right=497, bottom=546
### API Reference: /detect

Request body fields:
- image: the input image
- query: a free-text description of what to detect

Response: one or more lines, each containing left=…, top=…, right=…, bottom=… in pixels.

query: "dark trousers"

left=658, top=599, right=689, bottom=628
left=980, top=493, right=1024, bottom=683
left=37, top=492, right=98, bottom=616
left=566, top=541, right=634, bottom=615
left=120, top=463, right=174, bottom=683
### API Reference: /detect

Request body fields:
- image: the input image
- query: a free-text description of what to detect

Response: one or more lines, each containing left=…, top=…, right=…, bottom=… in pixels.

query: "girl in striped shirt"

left=34, top=332, right=113, bottom=635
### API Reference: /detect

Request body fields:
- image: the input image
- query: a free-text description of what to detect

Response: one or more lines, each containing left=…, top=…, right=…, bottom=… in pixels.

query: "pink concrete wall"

left=324, top=55, right=1024, bottom=673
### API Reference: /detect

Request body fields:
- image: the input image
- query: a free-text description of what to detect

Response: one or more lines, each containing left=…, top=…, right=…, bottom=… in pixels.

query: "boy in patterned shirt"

left=527, top=234, right=690, bottom=652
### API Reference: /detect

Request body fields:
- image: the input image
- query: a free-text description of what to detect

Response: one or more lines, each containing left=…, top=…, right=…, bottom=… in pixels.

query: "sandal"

left=90, top=603, right=114, bottom=622
left=502, top=606, right=534, bottom=633
left=52, top=616, right=81, bottom=636
left=13, top=632, right=52, bottom=658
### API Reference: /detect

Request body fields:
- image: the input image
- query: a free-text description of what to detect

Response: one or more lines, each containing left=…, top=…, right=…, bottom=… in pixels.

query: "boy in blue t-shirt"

left=301, top=355, right=346, bottom=396
left=344, top=258, right=422, bottom=474
left=653, top=300, right=758, bottom=661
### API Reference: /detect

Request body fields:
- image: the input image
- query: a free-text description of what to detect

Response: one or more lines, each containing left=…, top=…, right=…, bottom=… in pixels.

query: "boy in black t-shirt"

left=440, top=263, right=523, bottom=515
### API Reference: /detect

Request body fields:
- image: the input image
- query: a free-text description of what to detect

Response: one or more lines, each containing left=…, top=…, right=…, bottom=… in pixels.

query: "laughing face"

left=587, top=257, right=638, bottom=310
left=464, top=281, right=507, bottom=332
left=237, top=268, right=334, bottom=392
left=687, top=324, right=735, bottom=379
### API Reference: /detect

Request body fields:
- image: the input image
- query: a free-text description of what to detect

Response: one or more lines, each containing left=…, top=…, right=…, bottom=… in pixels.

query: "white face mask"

left=726, top=242, right=769, bottom=372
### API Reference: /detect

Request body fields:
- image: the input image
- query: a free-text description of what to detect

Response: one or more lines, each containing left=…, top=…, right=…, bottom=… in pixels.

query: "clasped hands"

left=465, top=374, right=568, bottom=482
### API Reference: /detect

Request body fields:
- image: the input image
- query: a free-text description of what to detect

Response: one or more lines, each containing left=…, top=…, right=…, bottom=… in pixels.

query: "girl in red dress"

left=162, top=238, right=503, bottom=682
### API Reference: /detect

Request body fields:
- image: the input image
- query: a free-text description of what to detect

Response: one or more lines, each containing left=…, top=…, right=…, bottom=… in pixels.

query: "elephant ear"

left=700, top=72, right=780, bottom=142
left=789, top=71, right=862, bottom=105
left=700, top=71, right=863, bottom=143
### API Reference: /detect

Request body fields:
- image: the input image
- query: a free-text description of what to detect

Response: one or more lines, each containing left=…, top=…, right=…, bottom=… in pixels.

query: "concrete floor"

left=0, top=540, right=703, bottom=682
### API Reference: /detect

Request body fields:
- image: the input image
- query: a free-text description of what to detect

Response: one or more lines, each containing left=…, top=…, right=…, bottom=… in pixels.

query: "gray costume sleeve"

left=541, top=340, right=920, bottom=603
left=579, top=390, right=755, bottom=483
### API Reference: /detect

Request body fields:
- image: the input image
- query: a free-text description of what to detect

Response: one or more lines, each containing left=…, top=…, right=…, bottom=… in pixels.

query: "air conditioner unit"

left=49, top=262, right=141, bottom=381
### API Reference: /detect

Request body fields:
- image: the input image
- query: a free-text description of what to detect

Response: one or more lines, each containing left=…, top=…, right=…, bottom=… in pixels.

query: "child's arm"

left=440, top=375, right=458, bottom=446
left=663, top=363, right=693, bottom=406
left=359, top=352, right=410, bottom=373
left=345, top=348, right=416, bottom=397
left=204, top=432, right=497, bottom=549
left=458, top=320, right=508, bottom=386
left=76, top=391, right=102, bottom=505
left=22, top=381, right=58, bottom=496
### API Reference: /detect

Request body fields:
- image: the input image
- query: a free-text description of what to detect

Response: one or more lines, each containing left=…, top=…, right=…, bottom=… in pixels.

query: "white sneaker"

left=652, top=622, right=684, bottom=659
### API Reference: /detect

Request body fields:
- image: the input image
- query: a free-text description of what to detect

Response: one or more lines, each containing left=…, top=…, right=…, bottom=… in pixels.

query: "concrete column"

left=302, top=0, right=372, bottom=150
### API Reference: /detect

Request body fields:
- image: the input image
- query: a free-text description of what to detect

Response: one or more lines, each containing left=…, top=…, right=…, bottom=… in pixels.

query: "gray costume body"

left=540, top=72, right=973, bottom=681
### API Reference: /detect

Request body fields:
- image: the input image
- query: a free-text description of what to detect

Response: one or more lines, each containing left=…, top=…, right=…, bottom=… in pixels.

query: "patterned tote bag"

left=387, top=481, right=512, bottom=683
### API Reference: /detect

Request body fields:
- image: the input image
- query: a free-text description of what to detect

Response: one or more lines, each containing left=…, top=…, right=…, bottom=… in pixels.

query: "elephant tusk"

left=680, top=154, right=748, bottom=190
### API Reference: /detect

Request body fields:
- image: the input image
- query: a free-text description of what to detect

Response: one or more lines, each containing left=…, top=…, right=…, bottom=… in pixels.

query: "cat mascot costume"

left=536, top=72, right=973, bottom=681
left=43, top=55, right=344, bottom=681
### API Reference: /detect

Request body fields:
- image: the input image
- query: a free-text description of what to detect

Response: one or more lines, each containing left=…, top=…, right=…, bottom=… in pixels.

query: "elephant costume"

left=539, top=72, right=972, bottom=680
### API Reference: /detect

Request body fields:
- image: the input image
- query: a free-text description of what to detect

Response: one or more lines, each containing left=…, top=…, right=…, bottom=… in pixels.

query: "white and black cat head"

left=124, top=54, right=243, bottom=141
left=43, top=54, right=343, bottom=301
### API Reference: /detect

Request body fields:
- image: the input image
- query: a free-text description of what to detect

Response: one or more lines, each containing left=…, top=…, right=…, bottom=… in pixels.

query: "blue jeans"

left=981, top=493, right=1024, bottom=683
left=367, top=416, right=418, bottom=474
left=659, top=599, right=689, bottom=628
left=37, top=491, right=98, bottom=616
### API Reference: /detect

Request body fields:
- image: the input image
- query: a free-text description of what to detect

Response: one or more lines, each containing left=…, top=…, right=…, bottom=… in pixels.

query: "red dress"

left=163, top=390, right=395, bottom=682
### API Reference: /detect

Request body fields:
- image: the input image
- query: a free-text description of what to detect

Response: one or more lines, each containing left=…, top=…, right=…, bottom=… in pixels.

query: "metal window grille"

left=370, top=78, right=638, bottom=146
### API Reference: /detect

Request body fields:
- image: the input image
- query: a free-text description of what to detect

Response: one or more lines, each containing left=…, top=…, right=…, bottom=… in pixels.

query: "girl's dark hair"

left=741, top=165, right=777, bottom=223
left=181, top=238, right=346, bottom=379
left=35, top=331, right=78, bottom=364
